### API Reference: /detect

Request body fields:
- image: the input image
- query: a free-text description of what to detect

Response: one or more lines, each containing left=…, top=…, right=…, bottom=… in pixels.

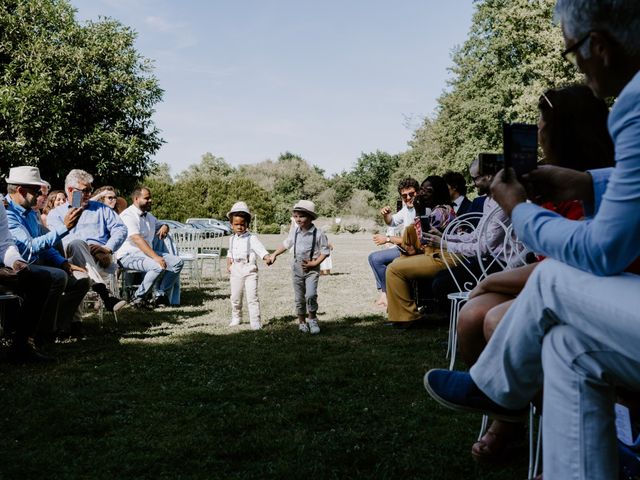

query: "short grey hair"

left=554, top=0, right=640, bottom=57
left=64, top=169, right=94, bottom=190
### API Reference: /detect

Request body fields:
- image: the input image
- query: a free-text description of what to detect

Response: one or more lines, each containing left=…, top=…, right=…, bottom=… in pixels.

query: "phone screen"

left=503, top=123, right=538, bottom=177
left=478, top=153, right=504, bottom=177
left=71, top=190, right=82, bottom=208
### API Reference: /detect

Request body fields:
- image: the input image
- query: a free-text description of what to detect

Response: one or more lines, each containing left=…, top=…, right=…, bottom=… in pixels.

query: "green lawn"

left=0, top=285, right=527, bottom=480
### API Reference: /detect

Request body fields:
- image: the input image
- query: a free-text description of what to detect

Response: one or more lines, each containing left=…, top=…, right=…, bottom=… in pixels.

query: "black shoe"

left=152, top=294, right=170, bottom=308
left=69, top=322, right=83, bottom=338
left=8, top=341, right=56, bottom=364
left=131, top=297, right=154, bottom=310
left=104, top=296, right=127, bottom=312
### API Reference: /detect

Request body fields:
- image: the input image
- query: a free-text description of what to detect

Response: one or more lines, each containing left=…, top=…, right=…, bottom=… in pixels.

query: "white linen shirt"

left=227, top=232, right=269, bottom=264
left=389, top=203, right=416, bottom=234
left=116, top=205, right=159, bottom=259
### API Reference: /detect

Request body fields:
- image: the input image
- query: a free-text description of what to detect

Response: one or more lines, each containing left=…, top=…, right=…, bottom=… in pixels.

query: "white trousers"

left=230, top=262, right=260, bottom=326
left=470, top=259, right=640, bottom=480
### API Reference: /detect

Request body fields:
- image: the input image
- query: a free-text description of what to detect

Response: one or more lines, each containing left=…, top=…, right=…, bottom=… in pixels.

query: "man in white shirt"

left=367, top=178, right=419, bottom=307
left=116, top=187, right=183, bottom=308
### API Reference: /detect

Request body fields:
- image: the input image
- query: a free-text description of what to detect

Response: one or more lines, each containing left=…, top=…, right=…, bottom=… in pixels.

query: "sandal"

left=471, top=421, right=525, bottom=463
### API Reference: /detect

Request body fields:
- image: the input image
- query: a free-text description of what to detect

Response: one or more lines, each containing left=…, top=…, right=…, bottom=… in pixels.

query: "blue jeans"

left=118, top=252, right=184, bottom=300
left=368, top=247, right=400, bottom=292
left=470, top=259, right=640, bottom=479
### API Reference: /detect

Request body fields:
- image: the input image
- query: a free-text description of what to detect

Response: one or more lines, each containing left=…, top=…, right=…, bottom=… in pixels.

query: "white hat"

left=5, top=166, right=47, bottom=187
left=227, top=201, right=252, bottom=220
left=292, top=199, right=317, bottom=220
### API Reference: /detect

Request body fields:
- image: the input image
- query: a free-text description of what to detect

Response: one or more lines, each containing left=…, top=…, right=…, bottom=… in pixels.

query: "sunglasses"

left=400, top=192, right=416, bottom=199
left=562, top=31, right=591, bottom=66
left=72, top=186, right=94, bottom=195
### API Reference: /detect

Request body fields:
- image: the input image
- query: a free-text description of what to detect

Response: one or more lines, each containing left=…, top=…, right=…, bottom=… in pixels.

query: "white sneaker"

left=298, top=322, right=310, bottom=333
left=228, top=319, right=241, bottom=327
left=307, top=318, right=320, bottom=335
left=250, top=322, right=262, bottom=331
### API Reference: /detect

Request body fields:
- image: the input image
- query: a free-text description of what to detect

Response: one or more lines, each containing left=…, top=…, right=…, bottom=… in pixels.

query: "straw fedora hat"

left=292, top=200, right=317, bottom=220
left=227, top=201, right=252, bottom=220
left=5, top=166, right=47, bottom=187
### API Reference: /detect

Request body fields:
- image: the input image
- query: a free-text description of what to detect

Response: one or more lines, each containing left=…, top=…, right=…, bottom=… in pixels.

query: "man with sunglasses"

left=367, top=177, right=419, bottom=307
left=5, top=166, right=90, bottom=340
left=423, top=1, right=640, bottom=478
left=47, top=169, right=128, bottom=313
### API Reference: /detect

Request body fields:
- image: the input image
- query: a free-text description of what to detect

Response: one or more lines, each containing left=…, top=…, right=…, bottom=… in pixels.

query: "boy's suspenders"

left=294, top=227, right=317, bottom=260
left=231, top=234, right=251, bottom=262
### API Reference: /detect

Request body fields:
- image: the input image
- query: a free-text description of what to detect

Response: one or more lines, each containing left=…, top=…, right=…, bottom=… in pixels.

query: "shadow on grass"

left=0, top=305, right=527, bottom=480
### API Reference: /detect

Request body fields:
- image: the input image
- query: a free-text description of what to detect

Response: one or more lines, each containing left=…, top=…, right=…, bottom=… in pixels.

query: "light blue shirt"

left=47, top=200, right=128, bottom=253
left=5, top=196, right=67, bottom=267
left=512, top=70, right=640, bottom=276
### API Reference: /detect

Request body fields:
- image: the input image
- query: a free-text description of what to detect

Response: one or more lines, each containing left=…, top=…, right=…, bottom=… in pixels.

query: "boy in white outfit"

left=269, top=200, right=330, bottom=334
left=226, top=202, right=271, bottom=330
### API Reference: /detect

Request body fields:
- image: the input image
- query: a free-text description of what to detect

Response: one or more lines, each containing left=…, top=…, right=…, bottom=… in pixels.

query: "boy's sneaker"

left=228, top=319, right=241, bottom=327
left=298, top=322, right=310, bottom=333
left=307, top=318, right=320, bottom=335
left=250, top=321, right=262, bottom=331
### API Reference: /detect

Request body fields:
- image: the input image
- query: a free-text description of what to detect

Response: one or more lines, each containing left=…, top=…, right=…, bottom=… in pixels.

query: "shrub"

left=258, top=223, right=281, bottom=234
left=343, top=223, right=361, bottom=234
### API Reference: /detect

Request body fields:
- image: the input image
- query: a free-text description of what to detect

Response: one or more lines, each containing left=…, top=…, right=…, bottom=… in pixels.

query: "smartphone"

left=416, top=215, right=431, bottom=245
left=503, top=123, right=538, bottom=177
left=397, top=245, right=408, bottom=255
left=71, top=190, right=82, bottom=208
left=478, top=153, right=504, bottom=177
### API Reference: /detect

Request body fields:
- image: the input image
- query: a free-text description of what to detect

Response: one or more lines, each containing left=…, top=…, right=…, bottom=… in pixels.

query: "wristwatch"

left=386, top=236, right=391, bottom=243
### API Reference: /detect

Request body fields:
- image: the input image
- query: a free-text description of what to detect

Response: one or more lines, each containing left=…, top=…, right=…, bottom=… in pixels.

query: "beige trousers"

left=230, top=261, right=261, bottom=326
left=386, top=232, right=455, bottom=322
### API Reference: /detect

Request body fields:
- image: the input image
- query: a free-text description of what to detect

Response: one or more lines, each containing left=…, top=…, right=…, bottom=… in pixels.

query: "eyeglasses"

left=562, top=31, right=591, bottom=66
left=19, top=185, right=40, bottom=195
left=72, top=186, right=93, bottom=195
left=400, top=191, right=416, bottom=199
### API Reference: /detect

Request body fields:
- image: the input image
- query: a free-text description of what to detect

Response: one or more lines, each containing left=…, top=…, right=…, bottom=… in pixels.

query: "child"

left=270, top=200, right=330, bottom=334
left=226, top=202, right=271, bottom=330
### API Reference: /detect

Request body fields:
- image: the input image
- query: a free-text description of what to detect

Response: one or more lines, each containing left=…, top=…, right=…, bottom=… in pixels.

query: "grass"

left=0, top=234, right=527, bottom=479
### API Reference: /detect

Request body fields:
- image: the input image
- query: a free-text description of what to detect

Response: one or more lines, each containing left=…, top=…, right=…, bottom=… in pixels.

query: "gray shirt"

left=283, top=225, right=330, bottom=262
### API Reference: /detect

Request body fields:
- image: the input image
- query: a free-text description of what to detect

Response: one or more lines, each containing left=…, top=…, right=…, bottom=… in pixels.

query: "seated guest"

left=368, top=178, right=419, bottom=307
left=424, top=2, right=640, bottom=476
left=91, top=186, right=118, bottom=211
left=47, top=169, right=127, bottom=312
left=385, top=175, right=456, bottom=326
left=443, top=171, right=472, bottom=215
left=5, top=166, right=90, bottom=337
left=454, top=84, right=615, bottom=462
left=116, top=187, right=183, bottom=309
left=0, top=169, right=58, bottom=362
left=42, top=190, right=66, bottom=227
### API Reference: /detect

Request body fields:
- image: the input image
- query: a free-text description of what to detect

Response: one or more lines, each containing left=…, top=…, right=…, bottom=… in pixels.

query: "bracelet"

left=386, top=236, right=391, bottom=243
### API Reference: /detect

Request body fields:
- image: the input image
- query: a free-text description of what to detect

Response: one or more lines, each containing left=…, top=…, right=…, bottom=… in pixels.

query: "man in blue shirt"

left=47, top=169, right=127, bottom=312
left=423, top=1, right=640, bottom=478
left=6, top=167, right=90, bottom=337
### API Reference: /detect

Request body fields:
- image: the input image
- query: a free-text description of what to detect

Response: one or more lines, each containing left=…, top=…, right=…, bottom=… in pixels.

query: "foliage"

left=257, top=223, right=280, bottom=234
left=175, top=152, right=234, bottom=183
left=0, top=0, right=164, bottom=191
left=405, top=0, right=581, bottom=177
left=343, top=223, right=361, bottom=234
left=350, top=150, right=401, bottom=202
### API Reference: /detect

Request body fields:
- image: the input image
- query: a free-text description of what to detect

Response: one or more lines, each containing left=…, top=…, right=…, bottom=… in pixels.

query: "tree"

left=175, top=152, right=235, bottom=183
left=407, top=0, right=581, bottom=176
left=350, top=150, right=401, bottom=202
left=0, top=0, right=164, bottom=191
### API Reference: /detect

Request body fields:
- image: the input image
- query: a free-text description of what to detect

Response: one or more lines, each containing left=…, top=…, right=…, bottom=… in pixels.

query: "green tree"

left=0, top=0, right=164, bottom=190
left=175, top=152, right=235, bottom=183
left=407, top=0, right=581, bottom=175
left=351, top=150, right=401, bottom=201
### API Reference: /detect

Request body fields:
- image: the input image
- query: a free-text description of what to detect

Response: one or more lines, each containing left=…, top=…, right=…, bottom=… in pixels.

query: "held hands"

left=63, top=207, right=83, bottom=230
left=264, top=255, right=274, bottom=266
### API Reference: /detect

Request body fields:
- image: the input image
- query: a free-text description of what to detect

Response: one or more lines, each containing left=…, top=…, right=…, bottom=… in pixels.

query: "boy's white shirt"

left=227, top=232, right=268, bottom=264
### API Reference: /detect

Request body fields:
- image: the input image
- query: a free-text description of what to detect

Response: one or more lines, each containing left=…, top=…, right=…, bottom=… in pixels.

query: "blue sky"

left=71, top=1, right=476, bottom=177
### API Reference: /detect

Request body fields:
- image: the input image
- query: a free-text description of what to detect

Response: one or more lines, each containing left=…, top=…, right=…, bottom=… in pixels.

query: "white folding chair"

left=196, top=231, right=223, bottom=282
left=172, top=229, right=202, bottom=287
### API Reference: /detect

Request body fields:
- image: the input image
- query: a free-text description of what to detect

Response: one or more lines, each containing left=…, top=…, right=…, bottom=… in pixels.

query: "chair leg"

left=448, top=298, right=467, bottom=370
left=478, top=414, right=489, bottom=441
left=446, top=298, right=457, bottom=360
left=528, top=404, right=542, bottom=479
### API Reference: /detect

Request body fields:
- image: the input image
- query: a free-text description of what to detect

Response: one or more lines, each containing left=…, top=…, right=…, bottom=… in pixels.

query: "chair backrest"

left=172, top=229, right=203, bottom=256
left=475, top=206, right=529, bottom=277
left=439, top=211, right=485, bottom=294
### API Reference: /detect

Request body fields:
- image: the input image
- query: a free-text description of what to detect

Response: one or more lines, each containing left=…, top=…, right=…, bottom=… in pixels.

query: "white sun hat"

left=292, top=199, right=317, bottom=220
left=5, top=166, right=48, bottom=187
left=227, top=201, right=252, bottom=220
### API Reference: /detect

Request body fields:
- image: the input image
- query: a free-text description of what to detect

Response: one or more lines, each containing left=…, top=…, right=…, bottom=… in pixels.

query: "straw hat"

left=227, top=201, right=252, bottom=220
left=5, top=166, right=47, bottom=187
left=292, top=200, right=317, bottom=220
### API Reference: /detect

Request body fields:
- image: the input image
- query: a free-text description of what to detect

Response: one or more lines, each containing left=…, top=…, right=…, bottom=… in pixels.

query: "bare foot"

left=375, top=292, right=387, bottom=307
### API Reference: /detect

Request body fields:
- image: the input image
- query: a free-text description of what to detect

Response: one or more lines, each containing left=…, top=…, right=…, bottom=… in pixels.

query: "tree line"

left=2, top=0, right=586, bottom=228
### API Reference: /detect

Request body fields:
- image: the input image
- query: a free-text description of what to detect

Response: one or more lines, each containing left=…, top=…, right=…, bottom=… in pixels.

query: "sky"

left=70, top=0, right=476, bottom=177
